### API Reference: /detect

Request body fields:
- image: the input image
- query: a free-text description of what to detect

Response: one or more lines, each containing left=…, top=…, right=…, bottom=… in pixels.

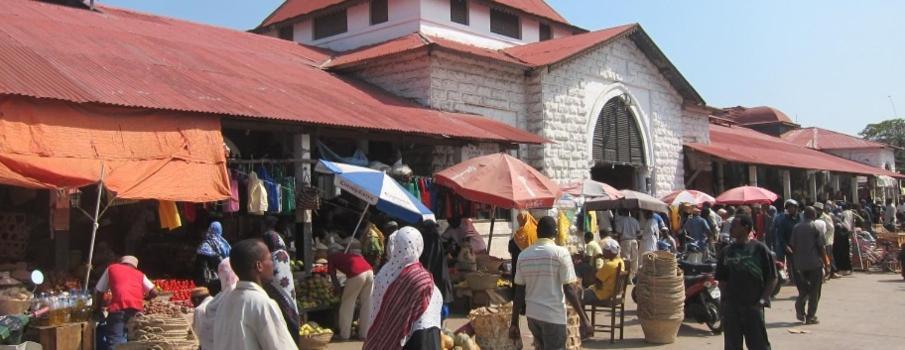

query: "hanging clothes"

left=556, top=210, right=570, bottom=246
left=247, top=171, right=268, bottom=215
left=419, top=178, right=431, bottom=209
left=281, top=175, right=296, bottom=215
left=587, top=211, right=599, bottom=235
left=260, top=167, right=282, bottom=214
left=158, top=200, right=182, bottom=230
left=180, top=202, right=197, bottom=224
left=225, top=172, right=241, bottom=213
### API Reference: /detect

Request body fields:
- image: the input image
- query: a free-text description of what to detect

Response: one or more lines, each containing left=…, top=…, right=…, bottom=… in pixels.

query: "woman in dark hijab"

left=418, top=221, right=453, bottom=317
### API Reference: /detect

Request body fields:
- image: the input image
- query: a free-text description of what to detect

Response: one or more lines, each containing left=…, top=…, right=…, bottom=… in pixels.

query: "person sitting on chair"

left=583, top=239, right=625, bottom=304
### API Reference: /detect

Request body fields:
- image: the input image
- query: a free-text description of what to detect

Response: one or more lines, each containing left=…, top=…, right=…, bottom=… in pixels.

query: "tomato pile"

left=153, top=279, right=196, bottom=305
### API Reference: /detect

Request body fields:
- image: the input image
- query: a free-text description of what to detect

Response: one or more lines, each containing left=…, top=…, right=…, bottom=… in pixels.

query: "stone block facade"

left=344, top=37, right=710, bottom=196
left=536, top=37, right=709, bottom=196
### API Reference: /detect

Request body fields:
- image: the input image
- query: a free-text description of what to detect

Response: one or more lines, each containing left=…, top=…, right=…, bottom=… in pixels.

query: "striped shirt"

left=514, top=238, right=577, bottom=325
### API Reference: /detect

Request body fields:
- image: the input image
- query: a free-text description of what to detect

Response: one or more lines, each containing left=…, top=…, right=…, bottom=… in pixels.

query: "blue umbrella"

left=315, top=160, right=435, bottom=224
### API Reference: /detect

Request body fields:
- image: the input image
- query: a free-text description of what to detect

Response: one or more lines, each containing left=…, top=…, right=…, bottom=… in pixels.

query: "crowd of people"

left=89, top=194, right=901, bottom=350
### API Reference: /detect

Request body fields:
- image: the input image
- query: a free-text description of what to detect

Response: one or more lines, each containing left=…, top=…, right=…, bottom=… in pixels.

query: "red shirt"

left=328, top=253, right=372, bottom=278
left=96, top=263, right=153, bottom=312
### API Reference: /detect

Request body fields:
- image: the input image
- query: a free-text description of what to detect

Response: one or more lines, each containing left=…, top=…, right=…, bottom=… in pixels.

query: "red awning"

left=686, top=124, right=904, bottom=178
left=0, top=97, right=230, bottom=202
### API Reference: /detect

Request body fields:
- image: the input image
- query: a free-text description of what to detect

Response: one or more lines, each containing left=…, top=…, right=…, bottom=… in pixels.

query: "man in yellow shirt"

left=584, top=239, right=625, bottom=303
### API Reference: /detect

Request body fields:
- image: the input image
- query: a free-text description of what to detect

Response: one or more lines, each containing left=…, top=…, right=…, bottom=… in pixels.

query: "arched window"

left=592, top=96, right=645, bottom=166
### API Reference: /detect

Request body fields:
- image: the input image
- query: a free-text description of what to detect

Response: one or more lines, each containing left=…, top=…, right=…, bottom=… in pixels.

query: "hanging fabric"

left=247, top=170, right=268, bottom=215
left=419, top=178, right=431, bottom=209
left=50, top=189, right=71, bottom=231
left=158, top=200, right=182, bottom=230
left=260, top=166, right=282, bottom=214
left=180, top=202, right=197, bottom=224
left=225, top=171, right=241, bottom=213
left=280, top=171, right=296, bottom=215
left=587, top=211, right=599, bottom=235
left=556, top=210, right=570, bottom=246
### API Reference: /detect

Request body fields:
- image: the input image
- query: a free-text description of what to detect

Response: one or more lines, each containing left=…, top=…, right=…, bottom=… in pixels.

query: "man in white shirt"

left=511, top=216, right=591, bottom=349
left=214, top=240, right=298, bottom=350
left=614, top=209, right=641, bottom=281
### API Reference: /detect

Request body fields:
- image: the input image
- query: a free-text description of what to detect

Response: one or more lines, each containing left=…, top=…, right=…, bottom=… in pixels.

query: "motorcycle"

left=678, top=259, right=722, bottom=333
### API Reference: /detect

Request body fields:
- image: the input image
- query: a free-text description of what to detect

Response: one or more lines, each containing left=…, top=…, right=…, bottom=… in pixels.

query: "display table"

left=27, top=322, right=93, bottom=350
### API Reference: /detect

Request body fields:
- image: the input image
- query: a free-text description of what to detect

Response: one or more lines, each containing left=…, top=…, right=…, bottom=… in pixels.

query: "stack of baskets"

left=565, top=307, right=582, bottom=350
left=634, top=251, right=685, bottom=344
left=117, top=314, right=198, bottom=350
left=468, top=302, right=520, bottom=350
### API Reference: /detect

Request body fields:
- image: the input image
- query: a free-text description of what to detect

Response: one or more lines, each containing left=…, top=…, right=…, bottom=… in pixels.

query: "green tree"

left=860, top=118, right=905, bottom=173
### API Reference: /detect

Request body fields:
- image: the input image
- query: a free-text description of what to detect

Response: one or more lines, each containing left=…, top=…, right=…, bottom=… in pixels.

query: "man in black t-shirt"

left=716, top=214, right=778, bottom=350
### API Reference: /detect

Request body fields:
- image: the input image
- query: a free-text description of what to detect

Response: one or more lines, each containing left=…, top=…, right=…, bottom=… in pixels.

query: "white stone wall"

left=826, top=148, right=896, bottom=171
left=428, top=51, right=529, bottom=129
left=536, top=37, right=691, bottom=197
left=346, top=50, right=433, bottom=105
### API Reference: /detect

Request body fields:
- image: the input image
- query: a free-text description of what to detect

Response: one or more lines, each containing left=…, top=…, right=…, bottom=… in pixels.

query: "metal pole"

left=84, top=164, right=105, bottom=291
left=345, top=204, right=370, bottom=253
left=487, top=207, right=497, bottom=254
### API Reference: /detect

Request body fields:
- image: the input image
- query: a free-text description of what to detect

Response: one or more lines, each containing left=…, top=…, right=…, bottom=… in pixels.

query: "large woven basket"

left=0, top=299, right=29, bottom=315
left=639, top=251, right=678, bottom=277
left=465, top=272, right=500, bottom=291
left=639, top=318, right=682, bottom=344
left=475, top=254, right=504, bottom=273
left=298, top=333, right=332, bottom=350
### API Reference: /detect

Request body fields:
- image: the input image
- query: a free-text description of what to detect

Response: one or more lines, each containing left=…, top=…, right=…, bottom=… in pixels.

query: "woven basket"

left=639, top=251, right=678, bottom=277
left=640, top=318, right=682, bottom=344
left=475, top=254, right=504, bottom=273
left=465, top=272, right=500, bottom=291
left=298, top=333, right=332, bottom=350
left=468, top=303, right=513, bottom=338
left=0, top=298, right=29, bottom=315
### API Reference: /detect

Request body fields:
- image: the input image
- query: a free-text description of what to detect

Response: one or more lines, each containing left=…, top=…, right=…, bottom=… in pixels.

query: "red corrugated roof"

left=0, top=0, right=545, bottom=144
left=259, top=0, right=568, bottom=29
left=686, top=124, right=903, bottom=178
left=502, top=24, right=636, bottom=66
left=326, top=33, right=528, bottom=68
left=720, top=106, right=797, bottom=126
left=781, top=127, right=891, bottom=150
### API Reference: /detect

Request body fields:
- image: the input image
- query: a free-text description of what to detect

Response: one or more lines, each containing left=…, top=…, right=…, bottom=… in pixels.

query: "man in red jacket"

left=95, top=256, right=157, bottom=350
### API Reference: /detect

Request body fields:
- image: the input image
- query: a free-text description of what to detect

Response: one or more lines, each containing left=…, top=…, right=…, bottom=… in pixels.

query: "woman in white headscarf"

left=194, top=258, right=238, bottom=350
left=364, top=227, right=442, bottom=350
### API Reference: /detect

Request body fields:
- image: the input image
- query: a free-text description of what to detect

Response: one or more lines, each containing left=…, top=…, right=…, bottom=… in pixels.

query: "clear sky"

left=100, top=0, right=905, bottom=136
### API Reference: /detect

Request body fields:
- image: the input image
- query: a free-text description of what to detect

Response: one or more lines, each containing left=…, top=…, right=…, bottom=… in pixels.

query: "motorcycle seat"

left=679, top=261, right=716, bottom=274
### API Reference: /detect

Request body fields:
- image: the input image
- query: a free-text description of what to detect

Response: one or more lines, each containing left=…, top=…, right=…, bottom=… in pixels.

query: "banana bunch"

left=299, top=322, right=334, bottom=336
left=496, top=278, right=512, bottom=288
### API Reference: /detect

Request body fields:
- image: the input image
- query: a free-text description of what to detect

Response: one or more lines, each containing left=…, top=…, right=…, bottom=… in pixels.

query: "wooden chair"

left=583, top=262, right=630, bottom=343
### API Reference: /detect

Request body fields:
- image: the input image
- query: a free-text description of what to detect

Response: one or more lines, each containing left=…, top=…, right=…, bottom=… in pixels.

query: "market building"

left=255, top=0, right=713, bottom=197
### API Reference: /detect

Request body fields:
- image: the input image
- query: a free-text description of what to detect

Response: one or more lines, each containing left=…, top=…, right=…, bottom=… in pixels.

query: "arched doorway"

left=591, top=96, right=646, bottom=190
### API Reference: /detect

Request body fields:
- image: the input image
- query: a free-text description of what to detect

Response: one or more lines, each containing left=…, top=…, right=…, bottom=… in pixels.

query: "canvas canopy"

left=0, top=97, right=230, bottom=202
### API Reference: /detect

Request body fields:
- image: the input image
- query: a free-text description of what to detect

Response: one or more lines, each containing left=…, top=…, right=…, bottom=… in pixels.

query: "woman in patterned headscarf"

left=365, top=227, right=442, bottom=350
left=262, top=230, right=300, bottom=346
left=195, top=221, right=231, bottom=293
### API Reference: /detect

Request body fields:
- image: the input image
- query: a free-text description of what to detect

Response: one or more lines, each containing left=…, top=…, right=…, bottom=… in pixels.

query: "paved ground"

left=328, top=272, right=905, bottom=349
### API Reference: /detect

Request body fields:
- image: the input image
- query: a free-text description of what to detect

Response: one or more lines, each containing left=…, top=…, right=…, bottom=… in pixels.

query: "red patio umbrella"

left=715, top=186, right=779, bottom=206
left=434, top=153, right=561, bottom=252
left=661, top=189, right=716, bottom=207
left=560, top=179, right=624, bottom=200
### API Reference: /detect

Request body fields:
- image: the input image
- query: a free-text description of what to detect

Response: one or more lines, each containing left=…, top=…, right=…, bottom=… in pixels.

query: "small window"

left=539, top=23, right=552, bottom=41
left=370, top=0, right=388, bottom=25
left=313, top=9, right=348, bottom=40
left=278, top=26, right=294, bottom=41
left=450, top=0, right=468, bottom=25
left=490, top=8, right=520, bottom=39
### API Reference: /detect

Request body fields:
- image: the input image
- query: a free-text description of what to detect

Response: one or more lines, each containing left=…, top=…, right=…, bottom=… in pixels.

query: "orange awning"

left=0, top=97, right=230, bottom=202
